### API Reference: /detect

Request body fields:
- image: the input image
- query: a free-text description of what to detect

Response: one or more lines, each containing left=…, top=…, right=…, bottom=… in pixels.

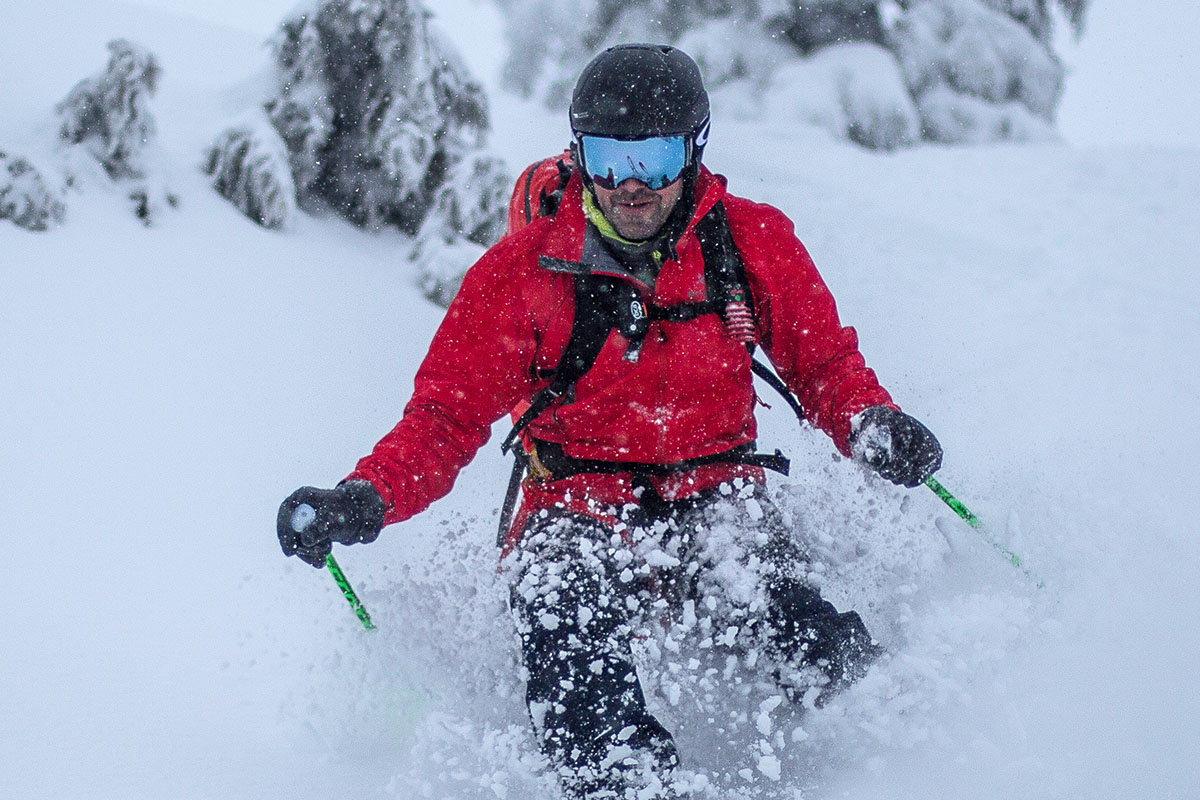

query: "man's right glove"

left=277, top=479, right=386, bottom=567
left=849, top=406, right=943, bottom=488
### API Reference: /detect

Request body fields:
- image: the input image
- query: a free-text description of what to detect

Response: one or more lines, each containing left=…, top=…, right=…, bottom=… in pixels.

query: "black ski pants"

left=505, top=481, right=879, bottom=800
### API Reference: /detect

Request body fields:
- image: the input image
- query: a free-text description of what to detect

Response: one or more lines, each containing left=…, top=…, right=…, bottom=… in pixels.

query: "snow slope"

left=3, top=3, right=1199, bottom=799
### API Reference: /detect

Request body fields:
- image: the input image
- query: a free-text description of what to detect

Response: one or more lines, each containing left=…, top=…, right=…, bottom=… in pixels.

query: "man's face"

left=592, top=177, right=684, bottom=241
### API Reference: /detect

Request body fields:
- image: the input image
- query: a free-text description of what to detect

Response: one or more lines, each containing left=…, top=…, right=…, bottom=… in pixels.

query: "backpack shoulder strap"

left=500, top=274, right=617, bottom=454
left=696, top=201, right=807, bottom=425
left=694, top=201, right=754, bottom=316
left=644, top=201, right=750, bottom=325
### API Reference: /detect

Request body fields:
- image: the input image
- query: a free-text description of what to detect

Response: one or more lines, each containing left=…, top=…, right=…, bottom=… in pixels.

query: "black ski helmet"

left=570, top=43, right=711, bottom=161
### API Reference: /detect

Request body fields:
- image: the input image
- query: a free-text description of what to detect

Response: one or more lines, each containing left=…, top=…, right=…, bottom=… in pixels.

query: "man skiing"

left=278, top=44, right=942, bottom=800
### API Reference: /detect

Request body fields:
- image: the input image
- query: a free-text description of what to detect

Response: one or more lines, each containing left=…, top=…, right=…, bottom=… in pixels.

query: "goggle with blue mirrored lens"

left=578, top=134, right=689, bottom=191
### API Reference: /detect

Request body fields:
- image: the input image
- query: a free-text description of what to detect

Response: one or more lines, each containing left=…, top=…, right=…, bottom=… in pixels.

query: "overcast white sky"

left=96, top=0, right=1200, bottom=148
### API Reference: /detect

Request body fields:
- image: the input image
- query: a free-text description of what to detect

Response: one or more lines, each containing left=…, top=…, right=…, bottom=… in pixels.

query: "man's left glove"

left=849, top=406, right=943, bottom=488
left=277, top=480, right=386, bottom=568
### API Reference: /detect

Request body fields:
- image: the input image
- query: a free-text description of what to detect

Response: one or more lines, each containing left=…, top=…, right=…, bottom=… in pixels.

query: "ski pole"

left=324, top=553, right=376, bottom=630
left=290, top=503, right=377, bottom=629
left=923, top=475, right=1043, bottom=587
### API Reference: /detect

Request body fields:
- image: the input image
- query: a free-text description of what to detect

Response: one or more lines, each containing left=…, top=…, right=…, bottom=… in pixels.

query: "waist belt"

left=496, top=440, right=790, bottom=547
left=527, top=439, right=790, bottom=482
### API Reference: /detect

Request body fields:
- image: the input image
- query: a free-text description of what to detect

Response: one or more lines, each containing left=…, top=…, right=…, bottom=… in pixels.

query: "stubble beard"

left=598, top=186, right=677, bottom=241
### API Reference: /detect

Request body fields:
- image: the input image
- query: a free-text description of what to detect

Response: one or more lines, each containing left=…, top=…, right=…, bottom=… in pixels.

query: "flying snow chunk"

left=745, top=497, right=765, bottom=521
left=757, top=754, right=781, bottom=781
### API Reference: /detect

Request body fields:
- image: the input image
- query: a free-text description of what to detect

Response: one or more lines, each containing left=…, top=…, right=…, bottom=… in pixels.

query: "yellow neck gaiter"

left=581, top=190, right=666, bottom=278
left=582, top=189, right=644, bottom=245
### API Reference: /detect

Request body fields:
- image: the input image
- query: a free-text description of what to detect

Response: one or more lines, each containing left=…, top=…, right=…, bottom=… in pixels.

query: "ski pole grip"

left=291, top=503, right=317, bottom=533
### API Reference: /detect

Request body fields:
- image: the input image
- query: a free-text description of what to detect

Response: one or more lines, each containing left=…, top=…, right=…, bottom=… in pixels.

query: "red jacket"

left=346, top=167, right=895, bottom=539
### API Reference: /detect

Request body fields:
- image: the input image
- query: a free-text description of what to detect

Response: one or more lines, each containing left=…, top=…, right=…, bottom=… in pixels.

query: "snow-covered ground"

left=3, top=3, right=1199, bottom=799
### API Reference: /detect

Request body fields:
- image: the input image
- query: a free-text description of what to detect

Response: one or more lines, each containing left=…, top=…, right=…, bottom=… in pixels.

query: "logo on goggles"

left=580, top=135, right=688, bottom=190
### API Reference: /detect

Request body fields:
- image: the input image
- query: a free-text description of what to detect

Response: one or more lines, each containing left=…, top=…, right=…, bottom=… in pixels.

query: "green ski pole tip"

left=924, top=475, right=1044, bottom=588
left=325, top=553, right=376, bottom=630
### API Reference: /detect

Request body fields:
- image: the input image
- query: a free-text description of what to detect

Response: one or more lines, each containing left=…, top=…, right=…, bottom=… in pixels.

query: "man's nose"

left=616, top=177, right=652, bottom=192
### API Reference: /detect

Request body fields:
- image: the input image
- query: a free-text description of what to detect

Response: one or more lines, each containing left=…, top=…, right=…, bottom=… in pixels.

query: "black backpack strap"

left=694, top=201, right=754, bottom=317
left=697, top=201, right=807, bottom=424
left=496, top=272, right=622, bottom=541
left=529, top=439, right=790, bottom=480
left=500, top=274, right=618, bottom=455
left=751, top=358, right=806, bottom=426
left=648, top=300, right=723, bottom=322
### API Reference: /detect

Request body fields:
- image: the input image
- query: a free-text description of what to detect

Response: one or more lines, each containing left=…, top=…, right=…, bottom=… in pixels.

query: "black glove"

left=277, top=480, right=385, bottom=568
left=849, top=406, right=943, bottom=488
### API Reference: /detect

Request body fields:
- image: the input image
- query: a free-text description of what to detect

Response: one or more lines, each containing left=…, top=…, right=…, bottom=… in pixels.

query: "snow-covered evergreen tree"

left=262, top=0, right=508, bottom=238
left=57, top=39, right=160, bottom=179
left=204, top=125, right=296, bottom=229
left=761, top=42, right=921, bottom=150
left=411, top=150, right=512, bottom=303
left=496, top=0, right=1088, bottom=148
left=499, top=0, right=718, bottom=110
left=973, top=0, right=1088, bottom=43
left=55, top=38, right=178, bottom=223
left=205, top=0, right=509, bottom=301
left=887, top=0, right=1064, bottom=142
left=0, top=151, right=65, bottom=231
left=770, top=0, right=887, bottom=54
